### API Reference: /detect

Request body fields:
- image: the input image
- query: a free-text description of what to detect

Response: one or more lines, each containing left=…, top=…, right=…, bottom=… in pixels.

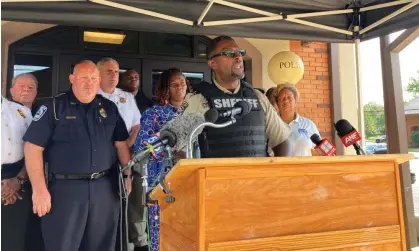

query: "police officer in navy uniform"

left=182, top=36, right=291, bottom=157
left=23, top=60, right=132, bottom=251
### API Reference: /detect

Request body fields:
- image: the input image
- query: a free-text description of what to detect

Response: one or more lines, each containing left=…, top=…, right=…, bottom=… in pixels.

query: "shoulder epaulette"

left=54, top=92, right=66, bottom=98
left=53, top=93, right=67, bottom=120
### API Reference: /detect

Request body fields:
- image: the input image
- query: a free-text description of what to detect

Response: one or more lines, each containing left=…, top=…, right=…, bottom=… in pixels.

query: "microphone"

left=310, top=134, right=337, bottom=156
left=204, top=108, right=219, bottom=123
left=132, top=130, right=176, bottom=162
left=160, top=113, right=207, bottom=151
left=334, top=119, right=365, bottom=155
left=218, top=100, right=251, bottom=119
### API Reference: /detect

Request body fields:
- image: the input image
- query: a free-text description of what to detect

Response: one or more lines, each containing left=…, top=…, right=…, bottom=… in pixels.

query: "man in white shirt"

left=97, top=58, right=141, bottom=147
left=9, top=73, right=38, bottom=110
left=1, top=95, right=33, bottom=251
left=97, top=58, right=145, bottom=251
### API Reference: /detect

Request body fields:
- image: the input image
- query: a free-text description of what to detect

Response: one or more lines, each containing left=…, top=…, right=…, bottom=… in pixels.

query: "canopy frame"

left=2, top=0, right=417, bottom=40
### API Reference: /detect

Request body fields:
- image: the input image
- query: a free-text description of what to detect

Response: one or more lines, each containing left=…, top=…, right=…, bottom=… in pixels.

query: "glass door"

left=142, top=59, right=211, bottom=101
left=58, top=54, right=142, bottom=95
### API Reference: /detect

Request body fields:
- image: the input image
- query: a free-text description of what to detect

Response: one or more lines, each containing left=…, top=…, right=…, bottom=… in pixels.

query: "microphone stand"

left=186, top=117, right=237, bottom=159
left=354, top=144, right=366, bottom=155
left=148, top=145, right=176, bottom=203
left=193, top=140, right=201, bottom=159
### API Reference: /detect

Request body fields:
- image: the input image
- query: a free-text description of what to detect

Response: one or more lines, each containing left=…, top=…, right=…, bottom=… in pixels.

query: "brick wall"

left=290, top=41, right=333, bottom=138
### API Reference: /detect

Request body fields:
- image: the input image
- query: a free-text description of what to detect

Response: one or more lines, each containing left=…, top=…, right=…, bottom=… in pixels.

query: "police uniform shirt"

left=182, top=79, right=291, bottom=150
left=287, top=114, right=320, bottom=156
left=1, top=97, right=33, bottom=164
left=98, top=88, right=141, bottom=132
left=23, top=90, right=129, bottom=174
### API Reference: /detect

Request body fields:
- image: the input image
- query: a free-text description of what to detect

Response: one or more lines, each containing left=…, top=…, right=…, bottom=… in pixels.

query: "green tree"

left=411, top=131, right=419, bottom=147
left=363, top=102, right=385, bottom=138
left=407, top=70, right=419, bottom=97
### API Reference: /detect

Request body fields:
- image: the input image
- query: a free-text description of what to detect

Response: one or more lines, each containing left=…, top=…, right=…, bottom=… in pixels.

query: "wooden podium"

left=150, top=154, right=413, bottom=251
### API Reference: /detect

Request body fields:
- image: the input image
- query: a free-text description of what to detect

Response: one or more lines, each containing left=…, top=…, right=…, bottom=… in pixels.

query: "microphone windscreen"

left=334, top=119, right=354, bottom=137
left=204, top=108, right=219, bottom=123
left=161, top=113, right=206, bottom=151
left=158, top=129, right=177, bottom=148
left=310, top=133, right=322, bottom=145
left=235, top=100, right=251, bottom=118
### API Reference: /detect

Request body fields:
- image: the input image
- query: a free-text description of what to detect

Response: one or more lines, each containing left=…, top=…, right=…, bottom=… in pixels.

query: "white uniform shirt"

left=287, top=114, right=320, bottom=156
left=98, top=88, right=141, bottom=132
left=1, top=97, right=33, bottom=164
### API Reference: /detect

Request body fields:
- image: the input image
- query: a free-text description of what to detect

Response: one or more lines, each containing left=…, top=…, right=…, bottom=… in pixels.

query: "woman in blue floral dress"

left=132, top=68, right=189, bottom=251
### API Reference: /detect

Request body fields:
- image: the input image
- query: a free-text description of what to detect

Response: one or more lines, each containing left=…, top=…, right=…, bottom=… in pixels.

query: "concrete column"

left=380, top=35, right=418, bottom=249
left=329, top=43, right=359, bottom=155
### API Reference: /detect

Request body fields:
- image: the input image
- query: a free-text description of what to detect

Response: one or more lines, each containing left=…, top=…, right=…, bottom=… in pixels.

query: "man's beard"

left=232, top=71, right=245, bottom=80
left=123, top=83, right=137, bottom=93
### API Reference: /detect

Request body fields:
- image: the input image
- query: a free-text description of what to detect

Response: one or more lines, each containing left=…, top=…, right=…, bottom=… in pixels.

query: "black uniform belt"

left=1, top=158, right=24, bottom=180
left=51, top=169, right=111, bottom=180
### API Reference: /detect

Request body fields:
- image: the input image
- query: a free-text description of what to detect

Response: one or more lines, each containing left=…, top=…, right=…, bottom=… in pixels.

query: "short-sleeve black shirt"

left=23, top=90, right=129, bottom=174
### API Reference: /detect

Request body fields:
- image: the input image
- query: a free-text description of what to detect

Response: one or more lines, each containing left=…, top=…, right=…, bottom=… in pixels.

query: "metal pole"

left=355, top=38, right=365, bottom=148
left=197, top=0, right=215, bottom=25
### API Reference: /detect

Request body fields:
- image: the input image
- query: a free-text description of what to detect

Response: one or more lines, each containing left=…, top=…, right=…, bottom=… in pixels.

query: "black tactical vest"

left=193, top=81, right=267, bottom=158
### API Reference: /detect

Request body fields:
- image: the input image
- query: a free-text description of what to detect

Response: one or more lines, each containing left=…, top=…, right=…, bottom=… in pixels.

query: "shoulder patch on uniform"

left=34, top=105, right=47, bottom=121
left=179, top=101, right=189, bottom=113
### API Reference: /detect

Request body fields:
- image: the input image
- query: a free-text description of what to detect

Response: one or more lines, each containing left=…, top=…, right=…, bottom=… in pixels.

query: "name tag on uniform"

left=209, top=97, right=261, bottom=111
left=65, top=116, right=77, bottom=119
left=298, top=128, right=308, bottom=136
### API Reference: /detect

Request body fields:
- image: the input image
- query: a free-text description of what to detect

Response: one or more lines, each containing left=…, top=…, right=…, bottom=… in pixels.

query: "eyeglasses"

left=210, top=49, right=246, bottom=59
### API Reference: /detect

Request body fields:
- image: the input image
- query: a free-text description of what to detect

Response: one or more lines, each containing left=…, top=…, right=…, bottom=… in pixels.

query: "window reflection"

left=151, top=70, right=203, bottom=100
left=13, top=54, right=53, bottom=98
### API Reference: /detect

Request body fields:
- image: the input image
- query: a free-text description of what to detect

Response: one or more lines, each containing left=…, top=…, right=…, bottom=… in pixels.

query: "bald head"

left=69, top=60, right=101, bottom=103
left=73, top=60, right=97, bottom=74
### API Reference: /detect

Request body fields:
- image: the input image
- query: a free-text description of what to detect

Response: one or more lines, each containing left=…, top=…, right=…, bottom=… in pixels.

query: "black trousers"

left=42, top=177, right=120, bottom=251
left=1, top=190, right=31, bottom=251
left=128, top=173, right=148, bottom=248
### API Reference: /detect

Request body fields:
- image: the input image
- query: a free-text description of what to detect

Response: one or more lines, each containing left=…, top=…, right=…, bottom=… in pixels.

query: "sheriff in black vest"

left=193, top=80, right=267, bottom=158
left=182, top=35, right=290, bottom=159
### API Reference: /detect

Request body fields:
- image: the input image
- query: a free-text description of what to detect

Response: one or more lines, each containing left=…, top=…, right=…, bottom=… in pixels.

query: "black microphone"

left=310, top=133, right=337, bottom=156
left=218, top=100, right=251, bottom=119
left=131, top=130, right=177, bottom=163
left=334, top=119, right=365, bottom=155
left=204, top=108, right=219, bottom=123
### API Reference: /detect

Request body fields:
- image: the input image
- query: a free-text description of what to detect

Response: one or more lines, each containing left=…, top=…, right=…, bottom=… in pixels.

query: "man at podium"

left=182, top=36, right=291, bottom=158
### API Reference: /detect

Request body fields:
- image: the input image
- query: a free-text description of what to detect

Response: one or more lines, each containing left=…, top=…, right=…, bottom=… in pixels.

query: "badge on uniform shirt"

left=34, top=105, right=47, bottom=121
left=99, top=107, right=107, bottom=118
left=16, top=109, right=26, bottom=119
left=120, top=97, right=126, bottom=103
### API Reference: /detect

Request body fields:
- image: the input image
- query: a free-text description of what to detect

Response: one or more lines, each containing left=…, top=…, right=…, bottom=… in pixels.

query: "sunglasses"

left=210, top=49, right=246, bottom=59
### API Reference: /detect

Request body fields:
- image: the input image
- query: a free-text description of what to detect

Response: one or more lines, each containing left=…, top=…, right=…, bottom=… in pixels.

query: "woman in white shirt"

left=274, top=84, right=320, bottom=156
